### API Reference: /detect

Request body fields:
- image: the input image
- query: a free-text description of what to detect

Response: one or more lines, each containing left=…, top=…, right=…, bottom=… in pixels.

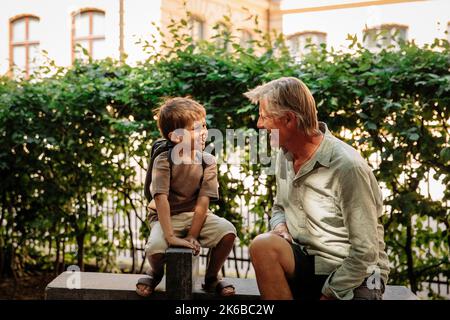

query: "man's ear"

left=168, top=132, right=182, bottom=143
left=285, top=111, right=297, bottom=127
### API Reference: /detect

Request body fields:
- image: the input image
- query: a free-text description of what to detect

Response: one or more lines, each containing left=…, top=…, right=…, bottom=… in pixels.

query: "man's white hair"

left=244, top=77, right=319, bottom=136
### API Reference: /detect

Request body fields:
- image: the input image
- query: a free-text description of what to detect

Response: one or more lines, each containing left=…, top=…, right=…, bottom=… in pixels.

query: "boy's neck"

left=177, top=148, right=201, bottom=162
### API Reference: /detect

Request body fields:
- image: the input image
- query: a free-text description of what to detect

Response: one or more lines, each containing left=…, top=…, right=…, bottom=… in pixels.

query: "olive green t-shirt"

left=148, top=150, right=219, bottom=223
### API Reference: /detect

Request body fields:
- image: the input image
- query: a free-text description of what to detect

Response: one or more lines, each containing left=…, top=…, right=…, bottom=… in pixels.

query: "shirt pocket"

left=303, top=192, right=343, bottom=228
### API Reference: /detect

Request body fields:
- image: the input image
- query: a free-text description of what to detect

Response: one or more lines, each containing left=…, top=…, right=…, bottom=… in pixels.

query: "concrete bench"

left=45, top=248, right=418, bottom=300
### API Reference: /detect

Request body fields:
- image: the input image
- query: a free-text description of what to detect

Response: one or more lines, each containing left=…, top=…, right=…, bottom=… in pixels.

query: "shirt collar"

left=314, top=122, right=333, bottom=168
left=282, top=121, right=333, bottom=169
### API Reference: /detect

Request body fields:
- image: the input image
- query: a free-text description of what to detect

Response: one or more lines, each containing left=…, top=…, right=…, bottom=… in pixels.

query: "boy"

left=136, top=97, right=237, bottom=297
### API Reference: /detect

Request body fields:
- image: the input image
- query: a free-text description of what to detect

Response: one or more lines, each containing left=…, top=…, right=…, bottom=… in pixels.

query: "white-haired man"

left=245, top=77, right=389, bottom=300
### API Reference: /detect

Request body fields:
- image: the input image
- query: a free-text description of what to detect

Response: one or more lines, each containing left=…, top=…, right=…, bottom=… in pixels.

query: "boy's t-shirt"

left=148, top=150, right=219, bottom=223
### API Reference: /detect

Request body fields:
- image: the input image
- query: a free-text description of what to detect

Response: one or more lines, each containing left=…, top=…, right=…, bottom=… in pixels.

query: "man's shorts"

left=145, top=211, right=237, bottom=256
left=288, top=241, right=385, bottom=300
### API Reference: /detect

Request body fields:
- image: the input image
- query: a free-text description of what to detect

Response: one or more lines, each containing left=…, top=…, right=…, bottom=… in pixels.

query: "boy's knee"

left=145, top=238, right=168, bottom=256
left=221, top=232, right=236, bottom=243
left=227, top=221, right=237, bottom=235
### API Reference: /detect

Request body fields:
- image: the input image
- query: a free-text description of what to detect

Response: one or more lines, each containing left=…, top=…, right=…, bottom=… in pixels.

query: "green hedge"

left=0, top=18, right=449, bottom=298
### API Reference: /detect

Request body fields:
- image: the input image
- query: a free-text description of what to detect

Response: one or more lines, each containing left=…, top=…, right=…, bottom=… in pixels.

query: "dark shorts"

left=288, top=242, right=385, bottom=300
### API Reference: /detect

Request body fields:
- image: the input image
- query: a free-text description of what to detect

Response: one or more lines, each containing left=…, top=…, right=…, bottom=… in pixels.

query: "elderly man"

left=244, top=77, right=389, bottom=300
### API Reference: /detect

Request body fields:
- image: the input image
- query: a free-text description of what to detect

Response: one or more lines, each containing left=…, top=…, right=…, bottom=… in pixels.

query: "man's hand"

left=270, top=223, right=293, bottom=243
left=184, top=235, right=201, bottom=256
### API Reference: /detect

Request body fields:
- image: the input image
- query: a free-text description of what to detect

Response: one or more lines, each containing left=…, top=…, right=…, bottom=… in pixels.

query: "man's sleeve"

left=321, top=164, right=383, bottom=300
left=269, top=150, right=287, bottom=230
left=269, top=201, right=286, bottom=230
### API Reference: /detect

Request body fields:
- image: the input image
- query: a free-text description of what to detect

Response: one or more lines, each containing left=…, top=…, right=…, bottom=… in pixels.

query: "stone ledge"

left=45, top=271, right=418, bottom=300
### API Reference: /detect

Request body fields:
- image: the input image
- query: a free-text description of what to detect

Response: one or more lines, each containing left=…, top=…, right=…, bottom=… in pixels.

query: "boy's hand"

left=184, top=235, right=201, bottom=256
left=166, top=235, right=196, bottom=251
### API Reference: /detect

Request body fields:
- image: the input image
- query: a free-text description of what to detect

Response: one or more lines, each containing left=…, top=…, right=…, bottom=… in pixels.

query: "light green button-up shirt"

left=270, top=122, right=390, bottom=300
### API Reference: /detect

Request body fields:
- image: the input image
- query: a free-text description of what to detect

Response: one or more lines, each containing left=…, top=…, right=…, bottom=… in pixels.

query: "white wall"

left=122, top=0, right=162, bottom=64
left=0, top=0, right=162, bottom=75
left=282, top=0, right=450, bottom=51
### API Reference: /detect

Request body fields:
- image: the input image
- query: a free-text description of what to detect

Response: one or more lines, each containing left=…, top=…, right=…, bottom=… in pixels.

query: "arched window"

left=240, top=30, right=253, bottom=49
left=447, top=22, right=450, bottom=42
left=364, top=24, right=408, bottom=49
left=214, top=21, right=232, bottom=51
left=9, top=14, right=40, bottom=77
left=72, top=9, right=106, bottom=62
left=287, top=31, right=326, bottom=59
left=189, top=15, right=205, bottom=42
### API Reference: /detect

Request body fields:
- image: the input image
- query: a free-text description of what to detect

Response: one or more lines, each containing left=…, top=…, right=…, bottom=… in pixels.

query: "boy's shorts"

left=145, top=211, right=237, bottom=256
left=288, top=242, right=385, bottom=300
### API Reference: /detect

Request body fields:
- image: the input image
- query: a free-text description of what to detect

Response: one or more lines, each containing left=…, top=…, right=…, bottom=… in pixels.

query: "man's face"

left=257, top=99, right=285, bottom=149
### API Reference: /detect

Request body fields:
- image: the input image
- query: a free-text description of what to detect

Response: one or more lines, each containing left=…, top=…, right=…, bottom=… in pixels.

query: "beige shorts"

left=145, top=211, right=237, bottom=256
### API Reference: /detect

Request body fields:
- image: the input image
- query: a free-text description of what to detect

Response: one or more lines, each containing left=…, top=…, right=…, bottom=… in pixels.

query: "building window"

left=364, top=24, right=408, bottom=49
left=287, top=31, right=326, bottom=59
left=189, top=16, right=205, bottom=42
left=447, top=22, right=450, bottom=42
left=240, top=30, right=253, bottom=49
left=72, top=9, right=106, bottom=62
left=214, top=22, right=232, bottom=51
left=9, top=15, right=40, bottom=77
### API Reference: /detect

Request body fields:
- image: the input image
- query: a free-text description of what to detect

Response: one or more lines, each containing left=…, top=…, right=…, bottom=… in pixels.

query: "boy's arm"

left=154, top=194, right=195, bottom=250
left=187, top=195, right=210, bottom=239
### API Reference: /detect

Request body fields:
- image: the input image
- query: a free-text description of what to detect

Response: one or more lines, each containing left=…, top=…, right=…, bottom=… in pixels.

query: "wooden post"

left=165, top=248, right=198, bottom=300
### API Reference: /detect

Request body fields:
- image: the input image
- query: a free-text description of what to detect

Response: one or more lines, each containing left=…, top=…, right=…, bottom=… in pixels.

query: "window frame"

left=71, top=8, right=106, bottom=63
left=447, top=22, right=450, bottom=41
left=9, top=14, right=40, bottom=78
left=364, top=23, right=408, bottom=49
left=214, top=21, right=232, bottom=51
left=287, top=30, right=327, bottom=58
left=240, top=29, right=254, bottom=49
left=189, top=14, right=205, bottom=42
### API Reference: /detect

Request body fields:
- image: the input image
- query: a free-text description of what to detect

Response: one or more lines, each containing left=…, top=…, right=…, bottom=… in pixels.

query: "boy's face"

left=188, top=117, right=208, bottom=151
left=169, top=116, right=207, bottom=151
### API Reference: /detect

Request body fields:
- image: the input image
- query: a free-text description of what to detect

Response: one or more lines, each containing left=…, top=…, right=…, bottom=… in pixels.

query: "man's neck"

left=285, top=129, right=323, bottom=164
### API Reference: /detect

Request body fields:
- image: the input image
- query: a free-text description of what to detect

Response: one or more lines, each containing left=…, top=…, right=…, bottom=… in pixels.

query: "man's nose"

left=257, top=117, right=264, bottom=129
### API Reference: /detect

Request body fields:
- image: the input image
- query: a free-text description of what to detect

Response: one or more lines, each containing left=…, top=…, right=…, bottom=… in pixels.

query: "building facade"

left=280, top=0, right=450, bottom=59
left=2, top=0, right=449, bottom=77
left=0, top=0, right=281, bottom=77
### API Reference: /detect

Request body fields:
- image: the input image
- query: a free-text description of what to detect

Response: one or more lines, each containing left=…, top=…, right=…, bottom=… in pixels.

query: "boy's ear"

left=168, top=132, right=182, bottom=143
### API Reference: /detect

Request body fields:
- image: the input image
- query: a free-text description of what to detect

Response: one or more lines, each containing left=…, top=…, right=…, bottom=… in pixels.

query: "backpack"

left=144, top=139, right=175, bottom=203
left=143, top=139, right=209, bottom=203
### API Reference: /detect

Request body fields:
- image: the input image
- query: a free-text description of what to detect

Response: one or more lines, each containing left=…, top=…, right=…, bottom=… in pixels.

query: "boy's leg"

left=204, top=233, right=236, bottom=295
left=197, top=213, right=237, bottom=296
left=137, top=253, right=165, bottom=296
left=136, top=222, right=168, bottom=296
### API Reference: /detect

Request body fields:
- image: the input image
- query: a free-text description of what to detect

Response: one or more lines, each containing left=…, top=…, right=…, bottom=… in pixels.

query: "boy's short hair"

left=154, top=97, right=206, bottom=139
